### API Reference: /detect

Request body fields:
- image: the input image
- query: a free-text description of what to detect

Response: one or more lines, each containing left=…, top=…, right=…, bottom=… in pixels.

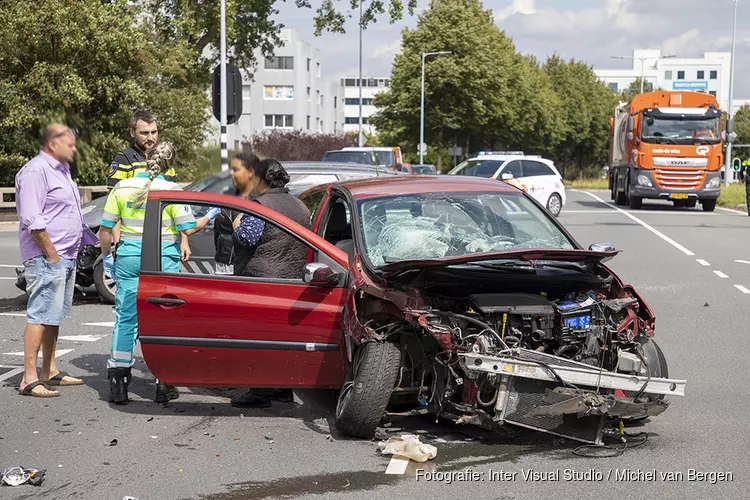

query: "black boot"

left=108, top=367, right=130, bottom=404
left=230, top=389, right=272, bottom=408
left=154, top=380, right=179, bottom=403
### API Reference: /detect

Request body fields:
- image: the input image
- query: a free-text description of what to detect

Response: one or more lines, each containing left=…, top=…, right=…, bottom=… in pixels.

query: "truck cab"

left=609, top=91, right=723, bottom=211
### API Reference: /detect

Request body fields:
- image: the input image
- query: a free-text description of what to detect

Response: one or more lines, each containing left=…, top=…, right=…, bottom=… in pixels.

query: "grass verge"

left=565, top=178, right=609, bottom=190
left=718, top=183, right=747, bottom=209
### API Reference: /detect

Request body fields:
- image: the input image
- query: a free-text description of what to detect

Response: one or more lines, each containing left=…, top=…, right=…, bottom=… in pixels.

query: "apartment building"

left=341, top=77, right=391, bottom=135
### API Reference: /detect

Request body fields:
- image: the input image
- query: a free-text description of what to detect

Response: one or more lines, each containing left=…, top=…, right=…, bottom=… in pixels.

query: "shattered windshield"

left=642, top=116, right=720, bottom=144
left=358, top=192, right=575, bottom=267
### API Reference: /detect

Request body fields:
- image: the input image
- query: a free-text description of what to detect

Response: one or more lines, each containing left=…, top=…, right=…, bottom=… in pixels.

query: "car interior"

left=322, top=199, right=355, bottom=263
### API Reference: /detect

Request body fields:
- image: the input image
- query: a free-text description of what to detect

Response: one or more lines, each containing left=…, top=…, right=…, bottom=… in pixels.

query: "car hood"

left=378, top=248, right=620, bottom=275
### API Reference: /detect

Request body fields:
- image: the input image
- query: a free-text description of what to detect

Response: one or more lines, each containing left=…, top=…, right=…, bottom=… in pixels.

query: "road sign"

left=418, top=142, right=427, bottom=154
left=212, top=63, right=243, bottom=124
left=448, top=147, right=463, bottom=156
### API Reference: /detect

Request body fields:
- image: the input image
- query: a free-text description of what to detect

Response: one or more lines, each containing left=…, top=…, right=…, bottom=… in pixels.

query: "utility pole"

left=358, top=1, right=363, bottom=147
left=420, top=51, right=451, bottom=165
left=725, top=0, right=739, bottom=187
left=220, top=0, right=228, bottom=171
left=611, top=54, right=676, bottom=94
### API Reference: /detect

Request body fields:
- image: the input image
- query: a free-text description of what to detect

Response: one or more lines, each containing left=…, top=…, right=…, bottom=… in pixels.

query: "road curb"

left=0, top=222, right=18, bottom=233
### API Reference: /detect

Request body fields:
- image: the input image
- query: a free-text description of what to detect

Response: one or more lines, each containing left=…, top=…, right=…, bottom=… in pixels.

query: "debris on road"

left=264, top=436, right=275, bottom=444
left=147, top=417, right=154, bottom=422
left=1, top=467, right=46, bottom=487
left=378, top=433, right=438, bottom=462
left=108, top=439, right=118, bottom=446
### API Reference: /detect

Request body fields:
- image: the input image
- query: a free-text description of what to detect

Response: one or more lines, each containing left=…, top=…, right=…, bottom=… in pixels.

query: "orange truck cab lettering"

left=608, top=91, right=723, bottom=212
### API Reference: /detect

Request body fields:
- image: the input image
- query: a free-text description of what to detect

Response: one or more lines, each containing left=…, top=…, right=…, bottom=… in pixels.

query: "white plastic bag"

left=378, top=433, right=437, bottom=462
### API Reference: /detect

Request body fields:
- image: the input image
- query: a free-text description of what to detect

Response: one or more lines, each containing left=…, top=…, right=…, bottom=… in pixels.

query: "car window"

left=375, top=150, right=396, bottom=168
left=299, top=190, right=326, bottom=224
left=500, top=160, right=523, bottom=178
left=412, top=165, right=437, bottom=174
left=322, top=151, right=373, bottom=165
left=198, top=176, right=236, bottom=195
left=322, top=198, right=352, bottom=244
left=357, top=191, right=574, bottom=267
left=522, top=160, right=554, bottom=177
left=163, top=201, right=314, bottom=281
left=452, top=159, right=503, bottom=177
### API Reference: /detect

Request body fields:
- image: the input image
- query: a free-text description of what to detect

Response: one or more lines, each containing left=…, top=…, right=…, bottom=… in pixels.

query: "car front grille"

left=653, top=168, right=706, bottom=191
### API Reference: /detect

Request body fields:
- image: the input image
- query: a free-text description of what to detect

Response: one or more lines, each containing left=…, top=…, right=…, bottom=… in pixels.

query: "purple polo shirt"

left=15, top=151, right=95, bottom=261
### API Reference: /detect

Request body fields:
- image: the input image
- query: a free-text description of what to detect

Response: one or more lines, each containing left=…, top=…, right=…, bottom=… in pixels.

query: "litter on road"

left=1, top=467, right=46, bottom=487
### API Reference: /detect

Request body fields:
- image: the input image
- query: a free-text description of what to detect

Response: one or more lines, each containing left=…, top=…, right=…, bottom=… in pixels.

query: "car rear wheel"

left=93, top=260, right=116, bottom=304
left=546, top=193, right=562, bottom=217
left=622, top=337, right=669, bottom=422
left=701, top=199, right=716, bottom=212
left=334, top=340, right=401, bottom=439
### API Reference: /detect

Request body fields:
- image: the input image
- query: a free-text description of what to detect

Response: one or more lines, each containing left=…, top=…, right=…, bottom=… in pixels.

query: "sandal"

left=45, top=371, right=84, bottom=386
left=19, top=380, right=60, bottom=398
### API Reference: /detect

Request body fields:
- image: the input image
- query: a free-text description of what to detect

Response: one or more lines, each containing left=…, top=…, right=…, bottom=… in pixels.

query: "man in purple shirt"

left=15, top=123, right=94, bottom=397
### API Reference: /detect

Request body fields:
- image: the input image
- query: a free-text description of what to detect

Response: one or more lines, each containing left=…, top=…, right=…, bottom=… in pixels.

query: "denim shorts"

left=23, top=256, right=77, bottom=326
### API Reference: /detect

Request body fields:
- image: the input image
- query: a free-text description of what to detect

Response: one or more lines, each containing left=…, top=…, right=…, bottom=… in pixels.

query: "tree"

left=370, top=0, right=565, bottom=171
left=543, top=55, right=618, bottom=177
left=618, top=78, right=657, bottom=102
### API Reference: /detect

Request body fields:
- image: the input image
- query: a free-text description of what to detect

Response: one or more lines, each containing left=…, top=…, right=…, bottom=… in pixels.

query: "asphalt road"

left=0, top=189, right=748, bottom=499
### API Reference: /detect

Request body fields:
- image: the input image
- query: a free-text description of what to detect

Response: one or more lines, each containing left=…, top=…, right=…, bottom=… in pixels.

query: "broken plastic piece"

left=378, top=434, right=437, bottom=462
left=1, top=467, right=46, bottom=487
left=108, top=439, right=118, bottom=446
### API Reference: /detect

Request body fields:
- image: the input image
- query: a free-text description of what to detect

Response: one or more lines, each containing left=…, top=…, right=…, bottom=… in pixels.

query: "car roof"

left=336, top=175, right=518, bottom=200
left=196, top=161, right=394, bottom=182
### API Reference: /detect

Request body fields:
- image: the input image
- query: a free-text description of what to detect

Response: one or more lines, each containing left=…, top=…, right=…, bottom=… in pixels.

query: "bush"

left=243, top=129, right=356, bottom=161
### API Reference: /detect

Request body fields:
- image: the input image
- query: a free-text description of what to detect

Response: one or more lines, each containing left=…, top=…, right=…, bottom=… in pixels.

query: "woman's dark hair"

left=233, top=151, right=260, bottom=171
left=254, top=159, right=291, bottom=188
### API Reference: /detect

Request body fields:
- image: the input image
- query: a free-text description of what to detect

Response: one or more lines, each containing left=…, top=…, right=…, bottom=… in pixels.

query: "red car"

left=137, top=176, right=685, bottom=445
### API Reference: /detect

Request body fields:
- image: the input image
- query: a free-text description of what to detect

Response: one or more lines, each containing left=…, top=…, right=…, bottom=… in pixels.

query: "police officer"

left=99, top=142, right=196, bottom=404
left=743, top=157, right=750, bottom=216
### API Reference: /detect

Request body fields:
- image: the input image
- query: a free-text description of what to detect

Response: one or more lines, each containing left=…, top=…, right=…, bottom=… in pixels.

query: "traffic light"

left=733, top=158, right=741, bottom=171
left=212, top=63, right=243, bottom=125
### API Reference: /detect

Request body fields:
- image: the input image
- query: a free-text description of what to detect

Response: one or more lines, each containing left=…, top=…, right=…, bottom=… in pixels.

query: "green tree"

left=618, top=77, right=657, bottom=102
left=0, top=0, right=209, bottom=185
left=543, top=55, right=618, bottom=177
left=371, top=0, right=565, bottom=171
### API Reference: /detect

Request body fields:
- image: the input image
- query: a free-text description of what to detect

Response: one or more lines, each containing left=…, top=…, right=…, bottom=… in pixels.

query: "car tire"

left=546, top=193, right=562, bottom=217
left=622, top=337, right=669, bottom=422
left=701, top=199, right=716, bottom=212
left=93, top=259, right=117, bottom=304
left=334, top=340, right=401, bottom=439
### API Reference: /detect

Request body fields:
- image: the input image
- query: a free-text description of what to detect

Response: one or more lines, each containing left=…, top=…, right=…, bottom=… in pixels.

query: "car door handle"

left=147, top=296, right=186, bottom=307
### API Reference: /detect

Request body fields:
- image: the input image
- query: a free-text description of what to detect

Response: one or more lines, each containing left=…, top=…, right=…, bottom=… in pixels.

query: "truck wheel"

left=628, top=195, right=642, bottom=209
left=686, top=199, right=697, bottom=208
left=622, top=337, right=669, bottom=422
left=334, top=341, right=401, bottom=439
left=546, top=193, right=562, bottom=217
left=93, top=260, right=117, bottom=305
left=701, top=199, right=716, bottom=212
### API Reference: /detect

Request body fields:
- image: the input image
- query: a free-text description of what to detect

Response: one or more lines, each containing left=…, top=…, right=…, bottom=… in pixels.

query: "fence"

left=1, top=186, right=110, bottom=210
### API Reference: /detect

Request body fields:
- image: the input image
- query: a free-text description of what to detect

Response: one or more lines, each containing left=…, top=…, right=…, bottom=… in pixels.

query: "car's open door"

left=136, top=190, right=350, bottom=389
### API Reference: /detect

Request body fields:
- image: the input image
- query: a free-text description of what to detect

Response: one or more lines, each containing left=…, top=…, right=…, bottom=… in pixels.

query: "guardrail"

left=1, top=186, right=111, bottom=210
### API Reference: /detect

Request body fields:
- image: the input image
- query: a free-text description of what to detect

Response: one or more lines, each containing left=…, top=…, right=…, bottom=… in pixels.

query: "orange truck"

left=608, top=91, right=723, bottom=211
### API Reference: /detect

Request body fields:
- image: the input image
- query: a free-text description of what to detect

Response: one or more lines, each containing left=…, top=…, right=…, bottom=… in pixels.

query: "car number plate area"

left=669, top=193, right=689, bottom=199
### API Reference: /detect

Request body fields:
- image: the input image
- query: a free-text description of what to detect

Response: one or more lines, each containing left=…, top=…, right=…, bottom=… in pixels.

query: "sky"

left=272, top=0, right=750, bottom=98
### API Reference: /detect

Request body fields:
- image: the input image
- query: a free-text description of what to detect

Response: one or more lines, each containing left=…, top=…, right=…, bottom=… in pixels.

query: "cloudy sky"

left=273, top=0, right=750, bottom=98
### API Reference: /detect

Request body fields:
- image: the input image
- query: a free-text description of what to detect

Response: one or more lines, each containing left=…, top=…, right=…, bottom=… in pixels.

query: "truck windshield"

left=642, top=116, right=720, bottom=145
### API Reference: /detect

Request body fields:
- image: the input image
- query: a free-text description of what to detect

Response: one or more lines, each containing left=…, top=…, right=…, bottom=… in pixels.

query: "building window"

left=344, top=78, right=356, bottom=87
left=334, top=121, right=337, bottom=132
left=608, top=82, right=618, bottom=91
left=334, top=96, right=337, bottom=109
left=385, top=79, right=391, bottom=87
left=677, top=70, right=685, bottom=80
left=306, top=115, right=311, bottom=130
left=264, top=56, right=294, bottom=70
left=263, top=85, right=294, bottom=99
left=697, top=70, right=705, bottom=79
left=345, top=117, right=368, bottom=124
left=316, top=62, right=321, bottom=77
left=306, top=87, right=311, bottom=100
left=710, top=70, right=718, bottom=79
left=320, top=121, right=324, bottom=131
left=307, top=58, right=311, bottom=72
left=709, top=90, right=717, bottom=97
left=664, top=70, right=672, bottom=80
left=363, top=98, right=374, bottom=105
left=264, top=114, right=294, bottom=128
left=345, top=98, right=359, bottom=105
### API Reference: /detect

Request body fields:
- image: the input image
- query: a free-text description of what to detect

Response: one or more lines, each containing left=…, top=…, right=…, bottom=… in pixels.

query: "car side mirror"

left=626, top=132, right=634, bottom=141
left=303, top=263, right=339, bottom=287
left=589, top=242, right=616, bottom=253
left=501, top=172, right=514, bottom=180
left=627, top=116, right=634, bottom=132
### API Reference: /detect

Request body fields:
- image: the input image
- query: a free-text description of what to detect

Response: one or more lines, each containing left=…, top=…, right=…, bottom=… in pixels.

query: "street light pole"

left=725, top=0, right=739, bottom=187
left=219, top=0, right=228, bottom=171
left=611, top=54, right=676, bottom=94
left=358, top=1, right=363, bottom=147
left=419, top=50, right=451, bottom=165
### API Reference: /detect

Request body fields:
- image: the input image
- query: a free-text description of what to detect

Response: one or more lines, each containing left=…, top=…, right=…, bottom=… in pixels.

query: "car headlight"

left=707, top=177, right=720, bottom=189
left=637, top=174, right=652, bottom=187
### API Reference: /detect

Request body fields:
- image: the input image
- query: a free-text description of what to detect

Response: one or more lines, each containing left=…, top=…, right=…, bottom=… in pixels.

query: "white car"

left=448, top=152, right=566, bottom=216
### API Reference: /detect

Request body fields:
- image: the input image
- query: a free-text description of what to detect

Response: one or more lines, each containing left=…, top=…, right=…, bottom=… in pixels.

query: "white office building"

left=595, top=49, right=731, bottom=110
left=341, top=77, right=391, bottom=135
left=211, top=29, right=346, bottom=150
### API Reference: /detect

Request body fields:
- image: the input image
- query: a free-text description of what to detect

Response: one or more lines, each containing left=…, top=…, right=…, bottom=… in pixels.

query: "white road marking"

left=0, top=365, right=24, bottom=382
left=713, top=271, right=729, bottom=279
left=4, top=349, right=74, bottom=358
left=734, top=285, right=750, bottom=294
left=717, top=207, right=747, bottom=215
left=561, top=210, right=614, bottom=214
left=573, top=190, right=695, bottom=256
left=58, top=335, right=104, bottom=342
left=83, top=321, right=115, bottom=328
left=0, top=277, right=18, bottom=280
left=735, top=260, right=750, bottom=265
left=0, top=313, right=26, bottom=317
left=696, top=259, right=711, bottom=266
left=0, top=264, right=20, bottom=268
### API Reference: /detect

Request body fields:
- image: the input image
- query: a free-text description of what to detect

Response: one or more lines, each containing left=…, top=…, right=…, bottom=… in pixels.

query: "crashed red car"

left=136, top=176, right=686, bottom=445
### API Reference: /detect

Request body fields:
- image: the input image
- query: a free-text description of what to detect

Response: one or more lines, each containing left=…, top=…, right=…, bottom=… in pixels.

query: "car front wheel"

left=334, top=340, right=401, bottom=439
left=93, top=260, right=116, bottom=304
left=546, top=193, right=562, bottom=217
